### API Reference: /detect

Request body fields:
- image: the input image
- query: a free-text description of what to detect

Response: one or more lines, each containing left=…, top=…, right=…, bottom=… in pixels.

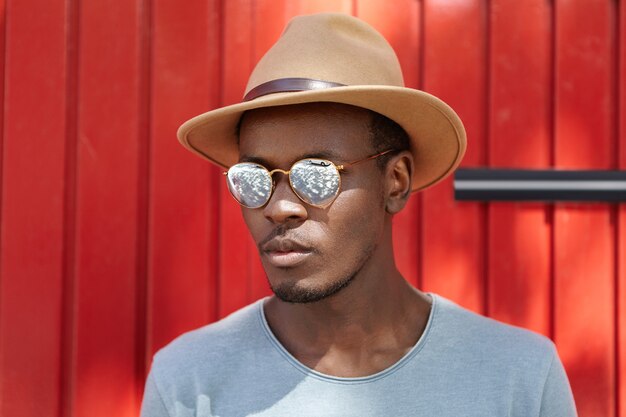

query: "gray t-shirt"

left=140, top=292, right=577, bottom=416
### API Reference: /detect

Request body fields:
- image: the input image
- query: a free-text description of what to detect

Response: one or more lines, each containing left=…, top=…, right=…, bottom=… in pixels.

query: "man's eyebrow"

left=298, top=151, right=343, bottom=160
left=238, top=151, right=343, bottom=165
left=238, top=155, right=268, bottom=165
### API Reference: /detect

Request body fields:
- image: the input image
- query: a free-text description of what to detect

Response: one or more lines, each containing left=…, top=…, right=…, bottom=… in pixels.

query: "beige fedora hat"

left=177, top=12, right=466, bottom=192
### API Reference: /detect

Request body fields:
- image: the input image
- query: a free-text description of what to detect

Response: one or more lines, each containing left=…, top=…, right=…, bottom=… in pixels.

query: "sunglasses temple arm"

left=344, top=149, right=395, bottom=167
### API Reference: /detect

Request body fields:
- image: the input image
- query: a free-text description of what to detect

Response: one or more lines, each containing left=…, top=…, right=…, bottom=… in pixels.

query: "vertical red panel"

left=488, top=1, right=552, bottom=335
left=285, top=0, right=352, bottom=15
left=554, top=1, right=615, bottom=416
left=149, top=0, right=218, bottom=355
left=219, top=0, right=255, bottom=317
left=357, top=0, right=421, bottom=288
left=421, top=0, right=487, bottom=313
left=253, top=0, right=287, bottom=61
left=0, top=0, right=67, bottom=415
left=0, top=3, right=4, bottom=279
left=618, top=2, right=626, bottom=416
left=72, top=1, right=142, bottom=416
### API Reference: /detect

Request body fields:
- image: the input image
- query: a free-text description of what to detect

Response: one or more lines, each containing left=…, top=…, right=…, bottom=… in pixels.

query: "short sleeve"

left=140, top=367, right=171, bottom=417
left=538, top=343, right=578, bottom=417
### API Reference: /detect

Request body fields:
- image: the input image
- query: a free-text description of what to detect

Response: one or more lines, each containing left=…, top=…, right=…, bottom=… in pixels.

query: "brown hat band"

left=243, top=78, right=346, bottom=102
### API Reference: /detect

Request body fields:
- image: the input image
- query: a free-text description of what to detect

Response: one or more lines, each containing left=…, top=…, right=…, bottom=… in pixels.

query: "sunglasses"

left=224, top=149, right=394, bottom=209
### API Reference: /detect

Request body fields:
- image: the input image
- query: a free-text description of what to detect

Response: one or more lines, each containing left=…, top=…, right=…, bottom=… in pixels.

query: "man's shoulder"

left=432, top=293, right=557, bottom=368
left=150, top=299, right=265, bottom=375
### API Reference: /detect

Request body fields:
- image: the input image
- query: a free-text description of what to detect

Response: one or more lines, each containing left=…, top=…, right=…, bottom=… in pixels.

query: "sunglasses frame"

left=223, top=149, right=395, bottom=209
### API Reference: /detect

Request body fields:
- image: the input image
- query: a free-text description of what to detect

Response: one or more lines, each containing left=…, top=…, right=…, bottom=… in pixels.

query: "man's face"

left=238, top=102, right=389, bottom=303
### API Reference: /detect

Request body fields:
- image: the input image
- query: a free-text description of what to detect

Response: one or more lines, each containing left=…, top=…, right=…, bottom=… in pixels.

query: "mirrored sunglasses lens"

left=290, top=159, right=340, bottom=206
left=227, top=163, right=272, bottom=208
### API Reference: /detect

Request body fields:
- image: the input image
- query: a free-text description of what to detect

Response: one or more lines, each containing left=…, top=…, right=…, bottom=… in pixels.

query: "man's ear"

left=384, top=151, right=413, bottom=214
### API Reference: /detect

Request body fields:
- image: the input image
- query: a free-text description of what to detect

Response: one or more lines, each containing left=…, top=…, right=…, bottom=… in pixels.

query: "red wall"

left=0, top=1, right=623, bottom=416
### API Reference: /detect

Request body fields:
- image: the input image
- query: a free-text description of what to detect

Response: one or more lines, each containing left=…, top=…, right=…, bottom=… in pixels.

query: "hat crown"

left=245, top=13, right=405, bottom=96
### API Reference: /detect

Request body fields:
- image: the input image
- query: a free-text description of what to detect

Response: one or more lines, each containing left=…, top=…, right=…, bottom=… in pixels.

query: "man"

left=141, top=13, right=577, bottom=417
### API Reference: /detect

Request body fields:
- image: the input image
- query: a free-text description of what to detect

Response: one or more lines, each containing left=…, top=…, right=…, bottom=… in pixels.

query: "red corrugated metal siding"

left=0, top=1, right=623, bottom=416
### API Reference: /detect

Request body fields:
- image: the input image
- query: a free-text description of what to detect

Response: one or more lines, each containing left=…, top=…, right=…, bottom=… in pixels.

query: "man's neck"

left=262, top=241, right=432, bottom=377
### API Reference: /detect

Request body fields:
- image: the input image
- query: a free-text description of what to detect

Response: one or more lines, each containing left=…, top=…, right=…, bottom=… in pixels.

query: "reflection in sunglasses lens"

left=291, top=159, right=340, bottom=206
left=227, top=163, right=272, bottom=208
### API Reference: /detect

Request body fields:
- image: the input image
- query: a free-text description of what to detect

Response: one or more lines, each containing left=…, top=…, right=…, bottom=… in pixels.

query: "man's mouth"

left=264, top=249, right=312, bottom=268
left=261, top=238, right=314, bottom=268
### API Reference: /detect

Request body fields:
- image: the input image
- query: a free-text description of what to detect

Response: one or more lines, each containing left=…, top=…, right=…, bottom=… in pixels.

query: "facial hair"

left=267, top=241, right=377, bottom=304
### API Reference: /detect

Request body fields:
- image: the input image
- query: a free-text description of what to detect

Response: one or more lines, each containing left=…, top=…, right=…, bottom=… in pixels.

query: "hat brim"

left=177, top=85, right=466, bottom=192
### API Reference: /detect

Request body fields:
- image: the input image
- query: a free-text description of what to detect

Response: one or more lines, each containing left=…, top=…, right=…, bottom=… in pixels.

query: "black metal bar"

left=454, top=168, right=626, bottom=202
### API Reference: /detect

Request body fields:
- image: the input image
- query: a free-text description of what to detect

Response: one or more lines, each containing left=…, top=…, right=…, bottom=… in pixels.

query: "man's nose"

left=263, top=175, right=308, bottom=224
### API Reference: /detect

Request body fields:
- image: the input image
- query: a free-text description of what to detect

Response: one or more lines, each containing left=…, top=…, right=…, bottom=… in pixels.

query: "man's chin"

left=269, top=275, right=356, bottom=304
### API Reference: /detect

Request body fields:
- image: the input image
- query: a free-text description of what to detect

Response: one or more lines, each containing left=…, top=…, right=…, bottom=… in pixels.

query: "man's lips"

left=261, top=238, right=314, bottom=267
left=261, top=237, right=312, bottom=253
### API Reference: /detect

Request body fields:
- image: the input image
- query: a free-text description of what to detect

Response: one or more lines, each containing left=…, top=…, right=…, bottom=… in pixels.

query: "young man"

left=140, top=13, right=577, bottom=417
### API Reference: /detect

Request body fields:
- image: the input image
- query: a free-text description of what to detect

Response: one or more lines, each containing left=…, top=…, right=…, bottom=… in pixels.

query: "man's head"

left=236, top=102, right=413, bottom=303
left=175, top=13, right=466, bottom=302
left=177, top=13, right=466, bottom=195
